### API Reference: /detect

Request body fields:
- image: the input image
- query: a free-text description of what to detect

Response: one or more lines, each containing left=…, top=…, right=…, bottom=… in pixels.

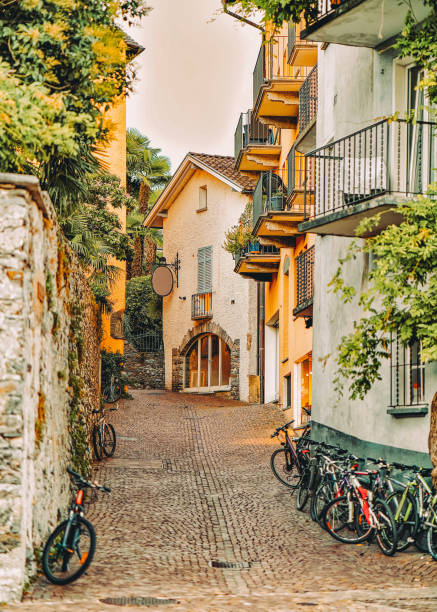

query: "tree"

left=126, top=127, right=171, bottom=200
left=330, top=186, right=437, bottom=473
left=0, top=0, right=150, bottom=213
left=226, top=1, right=436, bottom=105
left=125, top=275, right=162, bottom=337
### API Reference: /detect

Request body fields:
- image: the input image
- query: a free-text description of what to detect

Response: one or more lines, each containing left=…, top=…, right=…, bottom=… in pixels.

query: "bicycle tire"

left=415, top=527, right=429, bottom=552
left=42, top=517, right=96, bottom=585
left=270, top=448, right=300, bottom=489
left=311, top=479, right=336, bottom=527
left=427, top=516, right=437, bottom=561
left=374, top=498, right=398, bottom=556
left=102, top=423, right=116, bottom=457
left=103, top=384, right=122, bottom=404
left=92, top=425, right=102, bottom=461
left=296, top=469, right=311, bottom=511
left=385, top=490, right=419, bottom=552
left=323, top=495, right=372, bottom=544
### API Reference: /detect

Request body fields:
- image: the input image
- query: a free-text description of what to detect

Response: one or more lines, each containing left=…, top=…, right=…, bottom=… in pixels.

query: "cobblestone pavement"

left=8, top=391, right=437, bottom=611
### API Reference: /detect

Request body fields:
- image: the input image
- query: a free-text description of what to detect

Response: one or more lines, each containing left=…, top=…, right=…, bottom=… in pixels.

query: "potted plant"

left=270, top=190, right=284, bottom=211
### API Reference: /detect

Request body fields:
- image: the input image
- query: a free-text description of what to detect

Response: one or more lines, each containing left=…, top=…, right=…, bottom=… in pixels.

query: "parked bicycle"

left=42, top=468, right=110, bottom=585
left=102, top=373, right=122, bottom=404
left=92, top=404, right=117, bottom=461
left=270, top=417, right=311, bottom=488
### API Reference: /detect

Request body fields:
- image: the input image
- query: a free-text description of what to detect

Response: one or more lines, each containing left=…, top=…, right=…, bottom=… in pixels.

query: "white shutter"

left=197, top=246, right=212, bottom=293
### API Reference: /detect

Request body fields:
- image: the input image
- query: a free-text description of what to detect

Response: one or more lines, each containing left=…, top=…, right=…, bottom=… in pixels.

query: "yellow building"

left=232, top=21, right=317, bottom=428
left=99, top=34, right=144, bottom=353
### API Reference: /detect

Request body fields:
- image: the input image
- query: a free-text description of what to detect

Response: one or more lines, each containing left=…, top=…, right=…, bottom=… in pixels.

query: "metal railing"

left=287, top=145, right=315, bottom=215
left=124, top=317, right=163, bottom=352
left=295, top=246, right=314, bottom=311
left=305, top=0, right=344, bottom=28
left=288, top=22, right=316, bottom=63
left=304, top=118, right=436, bottom=220
left=299, top=64, right=318, bottom=133
left=390, top=335, right=426, bottom=407
left=253, top=36, right=312, bottom=105
left=234, top=110, right=272, bottom=162
left=234, top=241, right=280, bottom=262
left=253, top=169, right=288, bottom=227
left=191, top=292, right=213, bottom=320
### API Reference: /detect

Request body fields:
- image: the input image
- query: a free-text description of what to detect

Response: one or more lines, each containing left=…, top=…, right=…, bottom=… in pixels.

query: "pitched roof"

left=188, top=153, right=257, bottom=192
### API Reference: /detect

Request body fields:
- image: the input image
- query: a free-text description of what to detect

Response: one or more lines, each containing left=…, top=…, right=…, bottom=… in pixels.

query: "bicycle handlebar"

left=271, top=420, right=295, bottom=437
left=67, top=468, right=111, bottom=493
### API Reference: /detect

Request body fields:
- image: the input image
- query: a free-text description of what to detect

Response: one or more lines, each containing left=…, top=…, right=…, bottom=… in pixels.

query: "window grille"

left=390, top=335, right=426, bottom=407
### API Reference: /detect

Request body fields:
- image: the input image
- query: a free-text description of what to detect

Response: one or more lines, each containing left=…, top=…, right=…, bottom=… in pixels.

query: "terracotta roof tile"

left=189, top=153, right=257, bottom=192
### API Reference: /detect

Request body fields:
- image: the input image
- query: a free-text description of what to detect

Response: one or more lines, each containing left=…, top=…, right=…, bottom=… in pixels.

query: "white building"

left=297, top=0, right=436, bottom=463
left=144, top=153, right=259, bottom=402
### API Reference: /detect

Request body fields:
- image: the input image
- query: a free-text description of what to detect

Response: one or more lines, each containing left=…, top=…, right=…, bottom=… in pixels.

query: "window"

left=198, top=185, right=207, bottom=211
left=197, top=246, right=212, bottom=294
left=390, top=335, right=426, bottom=407
left=185, top=334, right=231, bottom=389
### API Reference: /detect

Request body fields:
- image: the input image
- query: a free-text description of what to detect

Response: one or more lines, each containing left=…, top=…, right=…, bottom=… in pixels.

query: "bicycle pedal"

left=407, top=537, right=415, bottom=543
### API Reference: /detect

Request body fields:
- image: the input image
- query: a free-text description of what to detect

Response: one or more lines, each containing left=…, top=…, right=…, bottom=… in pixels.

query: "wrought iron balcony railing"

left=303, top=118, right=436, bottom=221
left=234, top=241, right=280, bottom=262
left=253, top=36, right=311, bottom=106
left=287, top=145, right=315, bottom=211
left=299, top=64, right=318, bottom=133
left=191, top=292, right=213, bottom=320
left=294, top=246, right=314, bottom=314
left=234, top=110, right=272, bottom=162
left=253, top=169, right=288, bottom=227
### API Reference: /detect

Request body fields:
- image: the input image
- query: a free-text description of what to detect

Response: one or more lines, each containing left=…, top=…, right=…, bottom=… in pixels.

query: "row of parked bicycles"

left=271, top=419, right=437, bottom=558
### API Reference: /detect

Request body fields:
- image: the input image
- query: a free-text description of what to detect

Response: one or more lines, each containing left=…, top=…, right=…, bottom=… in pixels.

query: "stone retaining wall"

left=0, top=175, right=100, bottom=603
left=124, top=342, right=165, bottom=389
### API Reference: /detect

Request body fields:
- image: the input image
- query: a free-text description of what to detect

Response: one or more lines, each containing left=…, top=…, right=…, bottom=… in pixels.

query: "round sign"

left=152, top=265, right=174, bottom=297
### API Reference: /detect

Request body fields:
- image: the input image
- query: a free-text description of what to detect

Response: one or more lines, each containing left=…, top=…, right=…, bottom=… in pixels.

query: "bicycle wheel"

left=270, top=448, right=300, bottom=489
left=42, top=517, right=96, bottom=585
left=311, top=479, right=336, bottom=527
left=92, top=425, right=102, bottom=461
left=103, top=384, right=122, bottom=404
left=427, top=516, right=437, bottom=561
left=323, top=495, right=372, bottom=544
left=415, top=526, right=429, bottom=552
left=374, top=498, right=398, bottom=556
left=296, top=469, right=311, bottom=511
left=102, top=423, right=116, bottom=457
left=386, top=490, right=418, bottom=552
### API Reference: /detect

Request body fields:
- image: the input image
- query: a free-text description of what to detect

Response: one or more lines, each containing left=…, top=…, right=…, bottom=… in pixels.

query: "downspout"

left=259, top=281, right=265, bottom=404
left=222, top=0, right=265, bottom=32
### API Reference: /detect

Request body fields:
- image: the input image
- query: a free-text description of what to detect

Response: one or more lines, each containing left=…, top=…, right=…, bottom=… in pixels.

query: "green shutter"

left=197, top=246, right=212, bottom=293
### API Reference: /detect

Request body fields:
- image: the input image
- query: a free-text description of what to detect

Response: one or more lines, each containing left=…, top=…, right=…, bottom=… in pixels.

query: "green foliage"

left=126, top=127, right=171, bottom=199
left=223, top=201, right=253, bottom=255
left=125, top=275, right=162, bottom=336
left=330, top=185, right=437, bottom=400
left=0, top=0, right=150, bottom=211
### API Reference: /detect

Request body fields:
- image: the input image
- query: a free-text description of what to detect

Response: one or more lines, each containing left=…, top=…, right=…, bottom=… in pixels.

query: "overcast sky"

left=126, top=0, right=261, bottom=172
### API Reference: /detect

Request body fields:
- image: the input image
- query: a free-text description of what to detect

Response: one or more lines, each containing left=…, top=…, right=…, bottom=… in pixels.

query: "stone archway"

left=171, top=321, right=240, bottom=399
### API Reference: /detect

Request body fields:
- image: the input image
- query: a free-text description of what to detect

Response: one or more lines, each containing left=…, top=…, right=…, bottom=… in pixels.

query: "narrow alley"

left=13, top=391, right=437, bottom=611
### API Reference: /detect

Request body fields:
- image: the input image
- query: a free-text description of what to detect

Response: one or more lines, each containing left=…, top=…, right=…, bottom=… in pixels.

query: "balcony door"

left=185, top=333, right=231, bottom=391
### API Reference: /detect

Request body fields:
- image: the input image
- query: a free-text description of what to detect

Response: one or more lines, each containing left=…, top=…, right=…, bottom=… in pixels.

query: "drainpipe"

left=222, top=0, right=265, bottom=32
left=258, top=281, right=265, bottom=404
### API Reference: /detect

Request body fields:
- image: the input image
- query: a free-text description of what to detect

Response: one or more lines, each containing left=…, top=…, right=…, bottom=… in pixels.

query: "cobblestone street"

left=9, top=391, right=437, bottom=611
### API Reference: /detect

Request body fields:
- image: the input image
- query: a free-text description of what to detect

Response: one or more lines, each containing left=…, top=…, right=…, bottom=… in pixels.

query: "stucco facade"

left=145, top=156, right=259, bottom=402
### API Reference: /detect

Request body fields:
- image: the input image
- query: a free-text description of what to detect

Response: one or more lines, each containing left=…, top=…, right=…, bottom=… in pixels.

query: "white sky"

left=126, top=0, right=261, bottom=172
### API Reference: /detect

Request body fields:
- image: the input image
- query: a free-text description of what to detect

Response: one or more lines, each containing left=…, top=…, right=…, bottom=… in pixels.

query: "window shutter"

left=197, top=246, right=212, bottom=293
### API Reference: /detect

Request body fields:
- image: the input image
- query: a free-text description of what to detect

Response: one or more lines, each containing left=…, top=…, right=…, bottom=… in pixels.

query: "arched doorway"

left=184, top=333, right=231, bottom=390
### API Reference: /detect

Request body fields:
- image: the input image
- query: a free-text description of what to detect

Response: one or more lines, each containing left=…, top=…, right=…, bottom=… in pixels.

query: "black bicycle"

left=42, top=468, right=110, bottom=585
left=92, top=404, right=117, bottom=461
left=270, top=417, right=311, bottom=488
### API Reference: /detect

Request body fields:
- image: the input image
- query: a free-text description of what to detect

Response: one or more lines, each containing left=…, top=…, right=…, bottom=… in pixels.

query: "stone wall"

left=124, top=342, right=165, bottom=389
left=0, top=175, right=100, bottom=603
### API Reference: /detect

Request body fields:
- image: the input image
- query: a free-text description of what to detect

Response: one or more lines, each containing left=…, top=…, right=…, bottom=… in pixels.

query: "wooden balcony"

left=288, top=23, right=317, bottom=67
left=234, top=242, right=280, bottom=282
left=234, top=110, right=281, bottom=172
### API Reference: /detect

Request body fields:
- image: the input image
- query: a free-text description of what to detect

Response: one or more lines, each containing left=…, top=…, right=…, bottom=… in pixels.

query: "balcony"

left=300, top=0, right=432, bottom=48
left=287, top=145, right=315, bottom=211
left=296, top=65, right=318, bottom=154
left=299, top=118, right=436, bottom=237
left=234, top=110, right=281, bottom=172
left=293, top=246, right=314, bottom=317
left=191, top=292, right=213, bottom=320
left=252, top=169, right=305, bottom=246
left=288, top=23, right=317, bottom=67
left=253, top=36, right=311, bottom=129
left=234, top=241, right=280, bottom=282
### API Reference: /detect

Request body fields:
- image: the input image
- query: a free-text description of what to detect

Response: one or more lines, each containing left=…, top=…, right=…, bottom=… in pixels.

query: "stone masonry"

left=124, top=341, right=164, bottom=389
left=0, top=175, right=100, bottom=604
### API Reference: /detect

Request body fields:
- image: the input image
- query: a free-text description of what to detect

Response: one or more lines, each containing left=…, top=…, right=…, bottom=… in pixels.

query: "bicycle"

left=42, top=468, right=110, bottom=585
left=270, top=419, right=311, bottom=489
left=92, top=404, right=117, bottom=461
left=102, top=373, right=122, bottom=404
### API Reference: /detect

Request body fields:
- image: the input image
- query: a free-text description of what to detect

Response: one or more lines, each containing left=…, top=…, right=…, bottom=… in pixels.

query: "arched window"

left=185, top=334, right=231, bottom=390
